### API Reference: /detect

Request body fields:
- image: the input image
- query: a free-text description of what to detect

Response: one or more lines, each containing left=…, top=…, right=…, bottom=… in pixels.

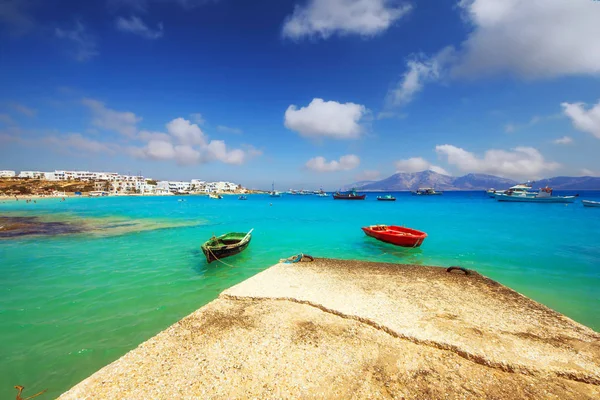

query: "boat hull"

left=333, top=194, right=366, bottom=200
left=377, top=197, right=396, bottom=201
left=362, top=225, right=427, bottom=247
left=495, top=194, right=577, bottom=203
left=583, top=200, right=600, bottom=208
left=201, top=232, right=251, bottom=263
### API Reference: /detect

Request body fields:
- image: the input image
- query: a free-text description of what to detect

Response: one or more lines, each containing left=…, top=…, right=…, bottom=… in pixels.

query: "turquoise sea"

left=1, top=191, right=599, bottom=398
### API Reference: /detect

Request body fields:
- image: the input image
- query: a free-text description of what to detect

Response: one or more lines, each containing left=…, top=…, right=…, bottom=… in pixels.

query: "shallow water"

left=1, top=192, right=599, bottom=398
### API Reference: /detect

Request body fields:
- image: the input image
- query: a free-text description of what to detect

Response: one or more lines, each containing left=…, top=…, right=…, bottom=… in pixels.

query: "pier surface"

left=60, top=259, right=600, bottom=399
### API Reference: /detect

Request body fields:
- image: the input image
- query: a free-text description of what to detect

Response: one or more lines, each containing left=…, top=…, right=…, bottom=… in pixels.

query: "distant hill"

left=342, top=171, right=600, bottom=191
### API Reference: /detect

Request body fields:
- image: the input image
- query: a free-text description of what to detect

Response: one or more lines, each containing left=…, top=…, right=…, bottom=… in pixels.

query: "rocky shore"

left=59, top=259, right=600, bottom=399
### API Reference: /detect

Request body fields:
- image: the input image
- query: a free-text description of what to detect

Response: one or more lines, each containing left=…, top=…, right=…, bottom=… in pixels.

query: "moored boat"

left=333, top=189, right=366, bottom=200
left=376, top=194, right=396, bottom=201
left=269, top=181, right=281, bottom=197
left=583, top=200, right=600, bottom=208
left=238, top=195, right=248, bottom=200
left=487, top=182, right=534, bottom=198
left=201, top=229, right=253, bottom=263
left=209, top=193, right=223, bottom=199
left=495, top=187, right=578, bottom=203
left=411, top=188, right=442, bottom=196
left=361, top=225, right=427, bottom=247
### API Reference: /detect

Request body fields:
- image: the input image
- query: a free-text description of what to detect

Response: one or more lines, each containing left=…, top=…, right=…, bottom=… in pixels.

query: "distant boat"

left=377, top=195, right=396, bottom=201
left=361, top=225, right=427, bottom=247
left=316, top=188, right=328, bottom=197
left=238, top=195, right=248, bottom=200
left=333, top=189, right=366, bottom=200
left=487, top=183, right=534, bottom=198
left=411, top=188, right=442, bottom=195
left=209, top=193, right=223, bottom=199
left=269, top=181, right=281, bottom=197
left=582, top=200, right=600, bottom=208
left=495, top=187, right=578, bottom=203
left=201, top=229, right=253, bottom=263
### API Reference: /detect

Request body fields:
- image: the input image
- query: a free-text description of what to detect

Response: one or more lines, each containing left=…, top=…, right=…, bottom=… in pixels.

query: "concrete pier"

left=59, top=259, right=600, bottom=399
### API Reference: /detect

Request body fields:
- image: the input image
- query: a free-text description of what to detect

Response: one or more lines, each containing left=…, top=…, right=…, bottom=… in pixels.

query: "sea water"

left=1, top=191, right=599, bottom=398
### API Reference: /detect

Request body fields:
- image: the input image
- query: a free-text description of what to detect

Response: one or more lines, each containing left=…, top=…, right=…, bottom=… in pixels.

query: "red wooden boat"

left=333, top=189, right=366, bottom=200
left=361, top=225, right=427, bottom=247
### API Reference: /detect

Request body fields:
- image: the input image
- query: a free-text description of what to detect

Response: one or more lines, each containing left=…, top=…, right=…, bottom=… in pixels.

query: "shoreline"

left=58, top=258, right=600, bottom=399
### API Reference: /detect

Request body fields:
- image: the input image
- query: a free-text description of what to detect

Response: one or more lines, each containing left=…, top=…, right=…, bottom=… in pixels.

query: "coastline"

left=58, top=258, right=600, bottom=399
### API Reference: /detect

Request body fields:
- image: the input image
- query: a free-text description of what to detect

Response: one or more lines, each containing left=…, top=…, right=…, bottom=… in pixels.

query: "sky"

left=1, top=0, right=600, bottom=189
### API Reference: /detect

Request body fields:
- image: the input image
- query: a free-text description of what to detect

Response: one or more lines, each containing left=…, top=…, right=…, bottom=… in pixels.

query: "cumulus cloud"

left=305, top=154, right=360, bottom=172
left=284, top=98, right=367, bottom=140
left=395, top=157, right=449, bottom=175
left=82, top=98, right=141, bottom=137
left=562, top=101, right=600, bottom=139
left=133, top=117, right=256, bottom=166
left=217, top=125, right=243, bottom=134
left=282, top=0, right=412, bottom=39
left=453, top=0, right=600, bottom=78
left=116, top=15, right=163, bottom=39
left=55, top=21, right=98, bottom=62
left=553, top=136, right=573, bottom=145
left=166, top=117, right=206, bottom=145
left=386, top=1, right=600, bottom=110
left=435, top=144, right=559, bottom=179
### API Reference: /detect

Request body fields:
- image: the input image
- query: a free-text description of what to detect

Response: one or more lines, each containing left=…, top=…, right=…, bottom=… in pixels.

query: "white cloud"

left=387, top=48, right=454, bottom=107
left=116, top=15, right=163, bottom=39
left=385, top=1, right=600, bottom=110
left=137, top=130, right=171, bottom=142
left=395, top=157, right=449, bottom=175
left=282, top=0, right=412, bottom=39
left=305, top=154, right=360, bottom=172
left=355, top=170, right=380, bottom=181
left=284, top=98, right=367, bottom=140
left=562, top=101, right=600, bottom=139
left=55, top=21, right=98, bottom=62
left=454, top=0, right=600, bottom=78
left=166, top=117, right=206, bottom=145
left=435, top=144, right=559, bottom=179
left=553, top=136, right=573, bottom=145
left=217, top=125, right=243, bottom=134
left=133, top=117, right=256, bottom=166
left=189, top=113, right=205, bottom=125
left=82, top=98, right=141, bottom=137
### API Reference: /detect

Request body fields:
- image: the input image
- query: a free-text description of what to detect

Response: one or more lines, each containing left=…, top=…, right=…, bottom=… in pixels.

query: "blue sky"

left=1, top=0, right=600, bottom=189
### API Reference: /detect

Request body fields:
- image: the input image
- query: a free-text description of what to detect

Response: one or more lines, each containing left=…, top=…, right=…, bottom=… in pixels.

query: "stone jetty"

left=59, top=258, right=600, bottom=399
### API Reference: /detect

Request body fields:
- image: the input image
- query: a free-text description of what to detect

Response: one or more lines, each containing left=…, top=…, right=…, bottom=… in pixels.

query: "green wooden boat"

left=201, top=229, right=253, bottom=263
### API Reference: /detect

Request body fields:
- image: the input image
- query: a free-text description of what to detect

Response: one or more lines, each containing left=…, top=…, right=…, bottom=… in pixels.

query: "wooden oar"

left=242, top=228, right=254, bottom=242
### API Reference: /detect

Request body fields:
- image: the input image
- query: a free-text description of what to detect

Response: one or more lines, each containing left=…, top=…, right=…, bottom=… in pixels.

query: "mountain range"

left=342, top=171, right=600, bottom=191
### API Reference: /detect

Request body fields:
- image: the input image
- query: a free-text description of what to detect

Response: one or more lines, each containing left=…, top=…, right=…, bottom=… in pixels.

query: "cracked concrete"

left=59, top=259, right=600, bottom=399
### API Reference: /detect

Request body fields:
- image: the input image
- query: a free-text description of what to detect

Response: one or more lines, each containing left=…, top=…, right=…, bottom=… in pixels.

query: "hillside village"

left=0, top=170, right=248, bottom=196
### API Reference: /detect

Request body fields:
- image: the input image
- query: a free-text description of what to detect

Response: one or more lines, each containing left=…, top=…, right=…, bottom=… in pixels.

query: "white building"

left=136, top=181, right=156, bottom=194
left=0, top=170, right=15, bottom=178
left=18, top=171, right=45, bottom=179
left=157, top=181, right=191, bottom=193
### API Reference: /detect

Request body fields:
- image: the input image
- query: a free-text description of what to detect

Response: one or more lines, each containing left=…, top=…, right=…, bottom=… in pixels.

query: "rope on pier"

left=280, top=253, right=314, bottom=264
left=446, top=266, right=470, bottom=275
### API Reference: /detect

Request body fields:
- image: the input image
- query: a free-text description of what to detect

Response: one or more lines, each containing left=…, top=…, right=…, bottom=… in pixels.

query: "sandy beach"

left=58, top=258, right=600, bottom=399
